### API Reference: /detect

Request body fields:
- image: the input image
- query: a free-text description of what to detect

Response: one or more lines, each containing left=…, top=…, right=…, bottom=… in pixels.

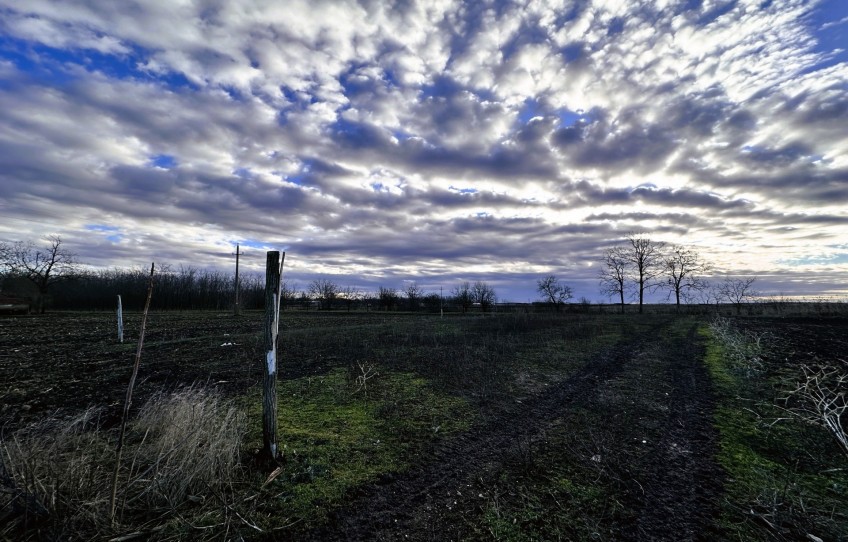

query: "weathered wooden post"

left=262, top=251, right=284, bottom=460
left=234, top=244, right=241, bottom=316
left=116, top=295, right=124, bottom=343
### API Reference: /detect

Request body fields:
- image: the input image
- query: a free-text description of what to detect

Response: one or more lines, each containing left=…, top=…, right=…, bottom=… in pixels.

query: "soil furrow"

left=305, top=329, right=657, bottom=541
left=626, top=324, right=724, bottom=541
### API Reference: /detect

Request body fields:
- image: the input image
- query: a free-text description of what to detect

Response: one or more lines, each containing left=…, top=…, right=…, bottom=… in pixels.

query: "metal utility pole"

left=234, top=244, right=241, bottom=316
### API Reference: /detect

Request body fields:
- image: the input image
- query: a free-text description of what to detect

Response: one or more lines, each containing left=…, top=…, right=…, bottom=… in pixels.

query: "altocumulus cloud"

left=0, top=0, right=847, bottom=301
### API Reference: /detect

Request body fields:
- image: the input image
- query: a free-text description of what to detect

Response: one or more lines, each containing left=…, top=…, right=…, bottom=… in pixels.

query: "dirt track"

left=305, top=320, right=724, bottom=541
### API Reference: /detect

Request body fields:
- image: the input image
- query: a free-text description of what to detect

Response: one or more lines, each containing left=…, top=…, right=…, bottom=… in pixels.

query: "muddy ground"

left=1, top=312, right=846, bottom=540
left=304, top=319, right=725, bottom=541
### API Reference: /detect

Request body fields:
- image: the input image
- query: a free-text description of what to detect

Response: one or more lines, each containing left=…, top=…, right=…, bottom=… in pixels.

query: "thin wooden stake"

left=117, top=295, right=124, bottom=343
left=262, top=251, right=284, bottom=460
left=234, top=244, right=241, bottom=316
left=110, top=263, right=155, bottom=524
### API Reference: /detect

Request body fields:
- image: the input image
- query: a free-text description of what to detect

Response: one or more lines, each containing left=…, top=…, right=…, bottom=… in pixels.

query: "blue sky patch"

left=85, top=224, right=123, bottom=243
left=779, top=252, right=848, bottom=266
left=0, top=37, right=197, bottom=90
left=392, top=129, right=413, bottom=142
left=560, top=42, right=585, bottom=63
left=285, top=174, right=307, bottom=186
left=150, top=154, right=177, bottom=169
left=557, top=109, right=588, bottom=127
left=233, top=167, right=253, bottom=179
left=518, top=98, right=542, bottom=124
left=449, top=185, right=478, bottom=194
left=235, top=239, right=267, bottom=249
left=807, top=0, right=848, bottom=69
left=85, top=224, right=120, bottom=232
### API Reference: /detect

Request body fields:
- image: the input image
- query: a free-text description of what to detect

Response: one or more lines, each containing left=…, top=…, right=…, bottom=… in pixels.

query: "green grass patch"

left=240, top=368, right=473, bottom=529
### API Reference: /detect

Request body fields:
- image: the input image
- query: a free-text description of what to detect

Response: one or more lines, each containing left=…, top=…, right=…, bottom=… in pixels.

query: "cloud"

left=0, top=0, right=847, bottom=301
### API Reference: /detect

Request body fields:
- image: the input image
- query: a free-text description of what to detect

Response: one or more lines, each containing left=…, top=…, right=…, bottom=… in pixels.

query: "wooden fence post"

left=117, top=295, right=124, bottom=343
left=262, top=251, right=285, bottom=460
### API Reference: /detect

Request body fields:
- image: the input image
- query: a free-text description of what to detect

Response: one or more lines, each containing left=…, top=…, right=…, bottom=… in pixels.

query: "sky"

left=0, top=0, right=846, bottom=303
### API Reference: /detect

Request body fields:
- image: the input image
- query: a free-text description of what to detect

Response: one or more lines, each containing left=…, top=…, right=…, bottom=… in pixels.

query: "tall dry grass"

left=1, top=387, right=245, bottom=540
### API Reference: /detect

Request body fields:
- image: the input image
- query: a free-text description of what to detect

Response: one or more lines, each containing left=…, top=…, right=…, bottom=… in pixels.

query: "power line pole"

left=234, top=244, right=241, bottom=316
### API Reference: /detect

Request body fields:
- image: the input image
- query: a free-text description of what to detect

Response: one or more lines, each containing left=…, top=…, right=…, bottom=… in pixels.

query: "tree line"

left=1, top=235, right=759, bottom=313
left=0, top=237, right=504, bottom=312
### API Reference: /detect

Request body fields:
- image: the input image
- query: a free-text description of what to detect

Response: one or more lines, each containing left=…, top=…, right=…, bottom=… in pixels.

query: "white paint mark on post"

left=268, top=292, right=278, bottom=375
left=266, top=350, right=276, bottom=375
left=117, top=295, right=123, bottom=343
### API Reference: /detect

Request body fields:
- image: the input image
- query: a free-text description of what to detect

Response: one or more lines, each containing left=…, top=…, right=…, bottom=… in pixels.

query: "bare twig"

left=354, top=361, right=379, bottom=398
left=780, top=363, right=848, bottom=458
left=110, top=263, right=155, bottom=524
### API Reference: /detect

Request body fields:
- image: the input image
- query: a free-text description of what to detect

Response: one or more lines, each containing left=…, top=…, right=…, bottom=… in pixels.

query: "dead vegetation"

left=1, top=387, right=245, bottom=540
left=781, top=362, right=848, bottom=459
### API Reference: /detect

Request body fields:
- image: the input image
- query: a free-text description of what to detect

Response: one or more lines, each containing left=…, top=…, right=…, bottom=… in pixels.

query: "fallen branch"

left=780, top=363, right=848, bottom=459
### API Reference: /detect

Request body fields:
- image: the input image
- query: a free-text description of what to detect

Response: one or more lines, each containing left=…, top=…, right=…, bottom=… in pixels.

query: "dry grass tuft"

left=1, top=387, right=245, bottom=540
left=1, top=407, right=113, bottom=538
left=126, top=386, right=245, bottom=511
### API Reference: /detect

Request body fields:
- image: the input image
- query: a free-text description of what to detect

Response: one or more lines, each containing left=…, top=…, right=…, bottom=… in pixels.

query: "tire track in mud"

left=304, top=323, right=670, bottom=541
left=623, top=324, right=724, bottom=541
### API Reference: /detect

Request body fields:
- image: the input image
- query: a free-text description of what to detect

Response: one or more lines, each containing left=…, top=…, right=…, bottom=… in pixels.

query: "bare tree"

left=599, top=246, right=629, bottom=314
left=298, top=290, right=312, bottom=310
left=717, top=276, right=758, bottom=315
left=694, top=281, right=720, bottom=313
left=0, top=235, right=81, bottom=313
left=536, top=275, right=573, bottom=312
left=403, top=282, right=424, bottom=311
left=625, top=233, right=665, bottom=314
left=309, top=279, right=338, bottom=310
left=280, top=281, right=299, bottom=308
left=378, top=286, right=399, bottom=311
left=340, top=285, right=362, bottom=311
left=472, top=280, right=497, bottom=312
left=422, top=292, right=442, bottom=312
left=452, top=282, right=473, bottom=313
left=663, top=245, right=711, bottom=311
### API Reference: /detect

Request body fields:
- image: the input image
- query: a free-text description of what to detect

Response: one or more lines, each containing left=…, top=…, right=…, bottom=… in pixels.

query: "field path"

left=624, top=325, right=723, bottom=540
left=304, top=319, right=723, bottom=541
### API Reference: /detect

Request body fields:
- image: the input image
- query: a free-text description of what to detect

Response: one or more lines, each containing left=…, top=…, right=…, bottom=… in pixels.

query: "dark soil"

left=0, top=311, right=401, bottom=430
left=303, top=320, right=725, bottom=541
left=0, top=311, right=267, bottom=429
left=8, top=312, right=838, bottom=540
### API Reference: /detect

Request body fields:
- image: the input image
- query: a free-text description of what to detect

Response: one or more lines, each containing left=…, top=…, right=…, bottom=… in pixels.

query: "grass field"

left=1, top=310, right=846, bottom=540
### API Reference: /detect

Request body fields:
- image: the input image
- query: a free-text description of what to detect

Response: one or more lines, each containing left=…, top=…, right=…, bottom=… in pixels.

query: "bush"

left=707, top=317, right=765, bottom=376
